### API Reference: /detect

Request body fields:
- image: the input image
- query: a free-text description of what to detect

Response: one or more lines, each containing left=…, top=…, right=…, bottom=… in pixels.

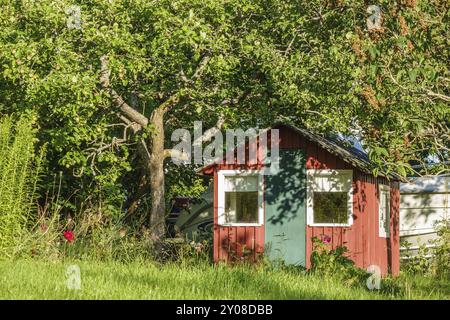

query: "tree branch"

left=178, top=53, right=212, bottom=86
left=117, top=113, right=142, bottom=134
left=193, top=115, right=225, bottom=146
left=85, top=137, right=133, bottom=176
left=192, top=54, right=211, bottom=81
left=154, top=91, right=183, bottom=116
left=139, top=139, right=152, bottom=164
left=192, top=90, right=251, bottom=145
left=100, top=55, right=149, bottom=127
left=387, top=64, right=450, bottom=102
left=426, top=90, right=450, bottom=102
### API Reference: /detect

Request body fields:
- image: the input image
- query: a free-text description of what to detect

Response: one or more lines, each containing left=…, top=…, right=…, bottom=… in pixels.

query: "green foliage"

left=401, top=239, right=433, bottom=275
left=432, top=219, right=450, bottom=278
left=0, top=1, right=448, bottom=262
left=0, top=114, right=45, bottom=257
left=0, top=0, right=447, bottom=223
left=166, top=165, right=208, bottom=200
left=350, top=0, right=449, bottom=176
left=310, top=237, right=368, bottom=286
left=401, top=218, right=450, bottom=278
left=18, top=201, right=154, bottom=262
left=156, top=239, right=211, bottom=265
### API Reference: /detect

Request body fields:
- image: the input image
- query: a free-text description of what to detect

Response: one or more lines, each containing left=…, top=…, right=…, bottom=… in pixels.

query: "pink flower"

left=322, top=235, right=332, bottom=245
left=63, top=230, right=75, bottom=243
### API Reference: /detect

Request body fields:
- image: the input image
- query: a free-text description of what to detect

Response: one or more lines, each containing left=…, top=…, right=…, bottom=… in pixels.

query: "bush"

left=401, top=239, right=433, bottom=275
left=431, top=219, right=450, bottom=278
left=401, top=218, right=450, bottom=278
left=20, top=202, right=155, bottom=262
left=0, top=114, right=45, bottom=257
left=309, top=236, right=368, bottom=286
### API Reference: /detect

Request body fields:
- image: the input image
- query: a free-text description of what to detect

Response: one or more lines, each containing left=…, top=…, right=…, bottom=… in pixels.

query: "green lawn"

left=0, top=259, right=448, bottom=300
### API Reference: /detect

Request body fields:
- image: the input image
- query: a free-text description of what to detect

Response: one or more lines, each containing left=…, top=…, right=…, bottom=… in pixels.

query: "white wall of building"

left=400, top=175, right=449, bottom=250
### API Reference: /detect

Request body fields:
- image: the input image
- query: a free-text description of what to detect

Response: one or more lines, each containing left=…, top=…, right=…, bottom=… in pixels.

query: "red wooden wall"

left=206, top=125, right=400, bottom=275
left=210, top=152, right=265, bottom=264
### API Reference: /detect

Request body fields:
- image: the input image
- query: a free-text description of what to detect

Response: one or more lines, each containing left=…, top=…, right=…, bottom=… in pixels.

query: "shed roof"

left=199, top=122, right=403, bottom=181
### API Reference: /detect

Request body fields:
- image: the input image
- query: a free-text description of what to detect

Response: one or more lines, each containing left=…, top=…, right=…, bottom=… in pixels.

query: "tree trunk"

left=100, top=56, right=177, bottom=240
left=147, top=107, right=166, bottom=240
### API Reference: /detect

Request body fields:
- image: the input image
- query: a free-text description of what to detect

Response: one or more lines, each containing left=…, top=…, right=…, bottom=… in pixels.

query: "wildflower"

left=322, top=235, right=332, bottom=245
left=63, top=230, right=75, bottom=243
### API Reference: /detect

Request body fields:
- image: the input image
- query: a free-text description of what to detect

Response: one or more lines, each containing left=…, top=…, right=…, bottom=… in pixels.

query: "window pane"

left=313, top=192, right=348, bottom=224
left=225, top=191, right=258, bottom=223
left=308, top=171, right=352, bottom=192
left=224, top=176, right=258, bottom=192
left=379, top=191, right=390, bottom=237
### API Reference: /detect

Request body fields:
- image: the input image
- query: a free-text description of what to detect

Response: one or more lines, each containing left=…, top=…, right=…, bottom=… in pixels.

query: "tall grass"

left=0, top=259, right=448, bottom=300
left=0, top=114, right=44, bottom=257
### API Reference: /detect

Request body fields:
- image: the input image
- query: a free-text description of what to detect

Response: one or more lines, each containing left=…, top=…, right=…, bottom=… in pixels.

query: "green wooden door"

left=264, top=149, right=306, bottom=266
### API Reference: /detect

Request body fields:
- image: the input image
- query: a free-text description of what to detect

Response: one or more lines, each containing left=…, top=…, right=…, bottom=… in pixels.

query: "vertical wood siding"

left=213, top=136, right=265, bottom=263
left=212, top=125, right=400, bottom=275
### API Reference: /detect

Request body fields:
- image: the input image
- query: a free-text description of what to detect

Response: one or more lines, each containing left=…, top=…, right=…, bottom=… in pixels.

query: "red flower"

left=63, top=230, right=75, bottom=243
left=322, top=235, right=332, bottom=245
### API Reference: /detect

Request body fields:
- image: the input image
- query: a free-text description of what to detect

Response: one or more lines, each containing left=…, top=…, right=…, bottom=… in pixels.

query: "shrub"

left=401, top=239, right=432, bottom=275
left=309, top=236, right=368, bottom=286
left=431, top=219, right=450, bottom=278
left=401, top=218, right=450, bottom=278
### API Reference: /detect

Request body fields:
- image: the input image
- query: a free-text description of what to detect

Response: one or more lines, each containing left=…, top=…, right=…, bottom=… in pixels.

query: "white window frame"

left=378, top=184, right=391, bottom=238
left=217, top=170, right=264, bottom=226
left=307, top=169, right=354, bottom=227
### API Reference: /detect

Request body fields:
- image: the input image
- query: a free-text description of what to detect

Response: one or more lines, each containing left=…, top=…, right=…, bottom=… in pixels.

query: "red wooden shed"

left=201, top=123, right=401, bottom=276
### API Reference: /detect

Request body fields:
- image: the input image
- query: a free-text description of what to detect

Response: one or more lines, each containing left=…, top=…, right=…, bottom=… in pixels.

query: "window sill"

left=308, top=223, right=352, bottom=227
left=218, top=223, right=263, bottom=227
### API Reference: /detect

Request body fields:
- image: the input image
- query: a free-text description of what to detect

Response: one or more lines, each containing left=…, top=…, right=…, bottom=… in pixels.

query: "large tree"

left=1, top=0, right=448, bottom=238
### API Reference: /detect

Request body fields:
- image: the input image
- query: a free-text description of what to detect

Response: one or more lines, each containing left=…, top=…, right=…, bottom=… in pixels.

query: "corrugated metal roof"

left=277, top=123, right=403, bottom=180
left=400, top=175, right=449, bottom=193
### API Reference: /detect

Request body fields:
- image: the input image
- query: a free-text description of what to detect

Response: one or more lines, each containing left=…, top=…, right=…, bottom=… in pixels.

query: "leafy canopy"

left=0, top=0, right=448, bottom=213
